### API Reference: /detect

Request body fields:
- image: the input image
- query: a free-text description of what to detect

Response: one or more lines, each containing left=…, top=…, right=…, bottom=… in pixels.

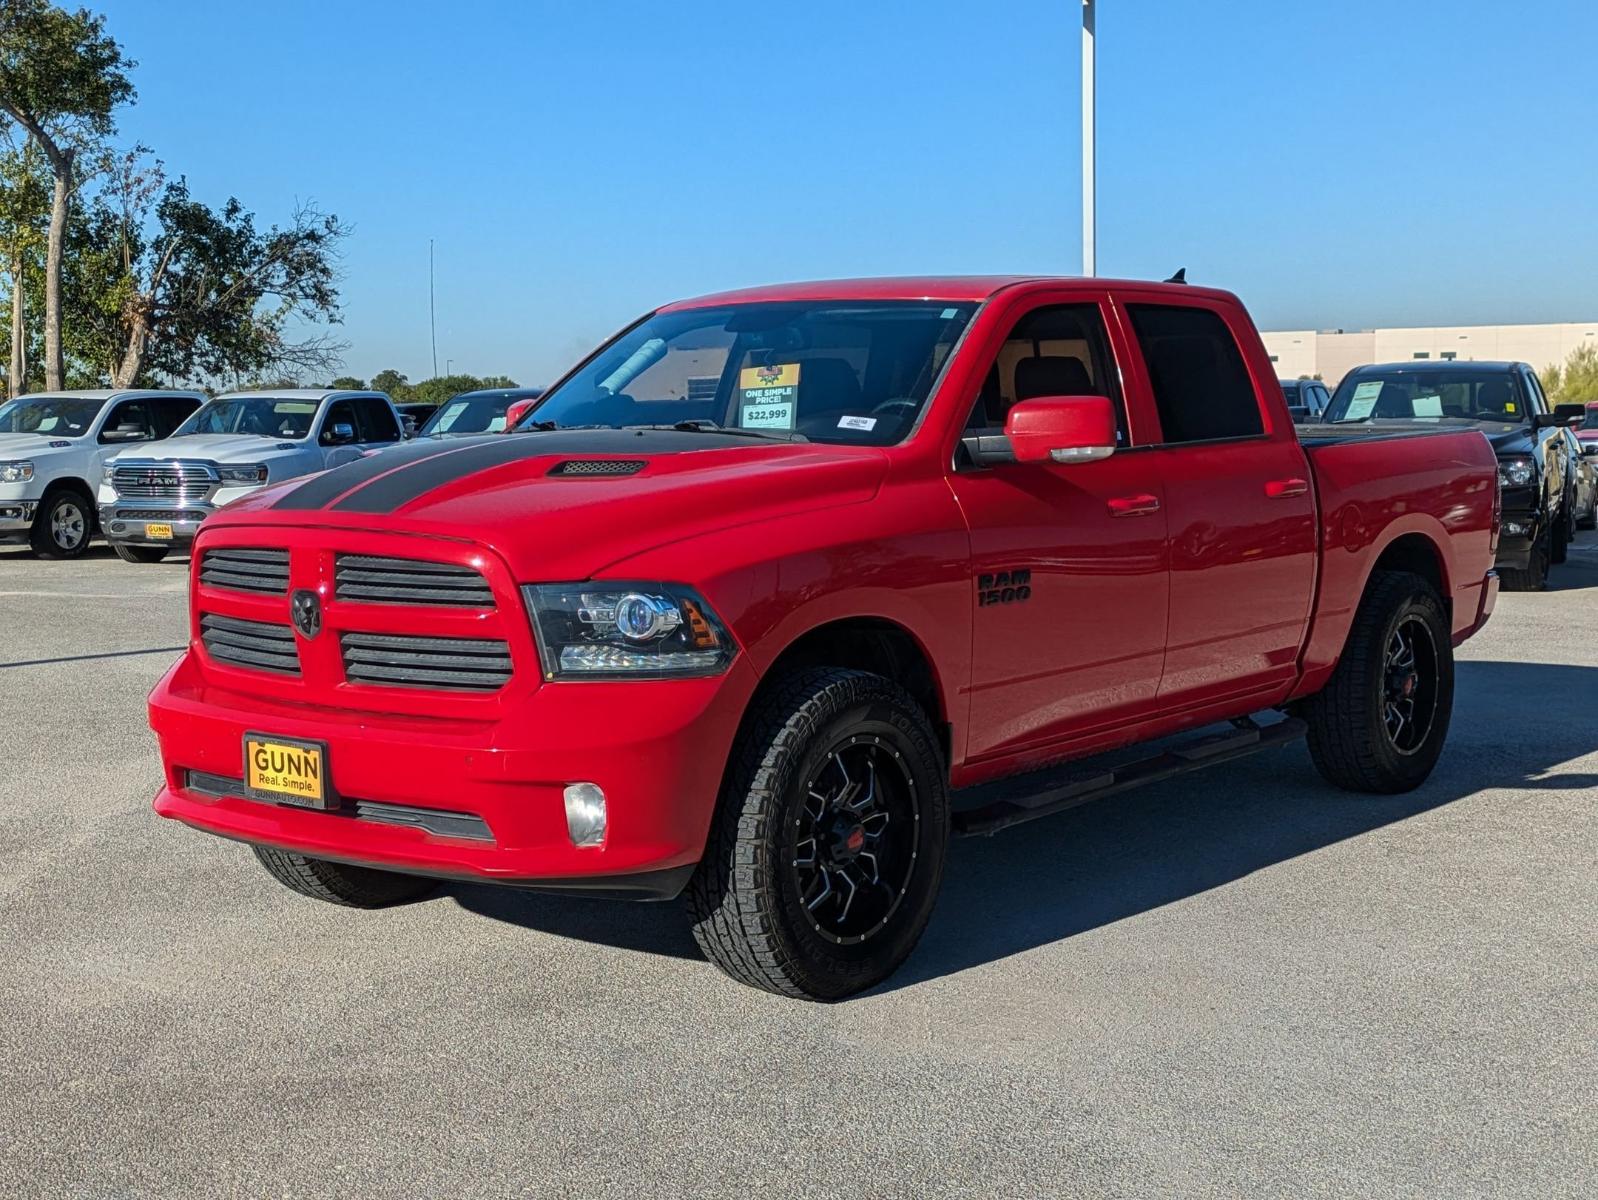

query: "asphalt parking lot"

left=1, top=544, right=1593, bottom=1199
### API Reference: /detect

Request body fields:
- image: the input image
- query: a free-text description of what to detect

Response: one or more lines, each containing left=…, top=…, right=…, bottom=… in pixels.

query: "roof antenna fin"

left=1165, top=267, right=1187, bottom=284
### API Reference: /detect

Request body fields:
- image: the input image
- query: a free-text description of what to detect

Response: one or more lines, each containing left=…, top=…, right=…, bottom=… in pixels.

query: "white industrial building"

left=1260, top=322, right=1598, bottom=388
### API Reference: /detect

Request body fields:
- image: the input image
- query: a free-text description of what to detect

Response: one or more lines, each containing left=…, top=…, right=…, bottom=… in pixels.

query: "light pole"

left=429, top=239, right=439, bottom=377
left=1082, top=0, right=1096, bottom=276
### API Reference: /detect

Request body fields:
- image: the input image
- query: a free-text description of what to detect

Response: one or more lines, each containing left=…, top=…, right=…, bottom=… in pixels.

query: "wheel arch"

left=37, top=475, right=99, bottom=529
left=755, top=616, right=952, bottom=768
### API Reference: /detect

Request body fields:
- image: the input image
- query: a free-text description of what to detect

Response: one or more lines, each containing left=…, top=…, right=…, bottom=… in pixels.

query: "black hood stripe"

left=306, top=429, right=752, bottom=515
left=271, top=438, right=481, bottom=511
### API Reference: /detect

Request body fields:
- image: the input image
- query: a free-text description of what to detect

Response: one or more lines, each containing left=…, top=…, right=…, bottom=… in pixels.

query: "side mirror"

left=1534, top=403, right=1587, bottom=428
left=504, top=397, right=538, bottom=431
left=401, top=415, right=418, bottom=439
left=1004, top=396, right=1117, bottom=464
left=101, top=426, right=149, bottom=443
left=327, top=421, right=356, bottom=444
left=1580, top=440, right=1598, bottom=457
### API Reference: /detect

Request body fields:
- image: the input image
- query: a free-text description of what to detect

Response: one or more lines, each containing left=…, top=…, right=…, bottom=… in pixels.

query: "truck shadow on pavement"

left=448, top=659, right=1598, bottom=991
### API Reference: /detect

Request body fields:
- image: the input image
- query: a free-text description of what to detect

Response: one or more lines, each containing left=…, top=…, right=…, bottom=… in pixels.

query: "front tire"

left=251, top=846, right=437, bottom=907
left=1304, top=570, right=1454, bottom=794
left=687, top=668, right=949, bottom=1000
left=112, top=542, right=170, bottom=564
left=29, top=488, right=93, bottom=559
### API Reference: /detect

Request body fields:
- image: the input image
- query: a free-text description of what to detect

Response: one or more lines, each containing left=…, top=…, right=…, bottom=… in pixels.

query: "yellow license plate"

left=145, top=522, right=174, bottom=540
left=243, top=735, right=329, bottom=808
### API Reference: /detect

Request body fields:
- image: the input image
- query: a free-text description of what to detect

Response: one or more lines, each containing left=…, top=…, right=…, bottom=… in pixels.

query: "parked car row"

left=1298, top=361, right=1598, bottom=591
left=0, top=385, right=538, bottom=562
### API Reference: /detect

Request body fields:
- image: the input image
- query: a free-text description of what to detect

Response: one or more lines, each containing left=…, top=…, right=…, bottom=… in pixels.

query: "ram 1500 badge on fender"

left=99, top=389, right=404, bottom=563
left=148, top=277, right=1500, bottom=999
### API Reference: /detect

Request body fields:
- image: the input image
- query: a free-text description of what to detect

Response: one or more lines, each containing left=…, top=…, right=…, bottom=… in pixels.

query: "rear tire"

left=1304, top=570, right=1454, bottom=794
left=1499, top=523, right=1550, bottom=592
left=686, top=668, right=949, bottom=1000
left=251, top=846, right=437, bottom=907
left=112, top=542, right=170, bottom=564
left=29, top=488, right=93, bottom=559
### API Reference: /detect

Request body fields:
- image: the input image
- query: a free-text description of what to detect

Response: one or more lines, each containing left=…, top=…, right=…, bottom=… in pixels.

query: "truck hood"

left=0, top=432, right=87, bottom=458
left=212, top=429, right=889, bottom=580
left=109, top=434, right=311, bottom=465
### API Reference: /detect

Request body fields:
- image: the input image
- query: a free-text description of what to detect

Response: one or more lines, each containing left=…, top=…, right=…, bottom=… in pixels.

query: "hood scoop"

left=547, top=459, right=647, bottom=478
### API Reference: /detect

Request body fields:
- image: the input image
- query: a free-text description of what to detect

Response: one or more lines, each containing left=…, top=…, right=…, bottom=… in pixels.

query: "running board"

left=951, top=717, right=1308, bottom=837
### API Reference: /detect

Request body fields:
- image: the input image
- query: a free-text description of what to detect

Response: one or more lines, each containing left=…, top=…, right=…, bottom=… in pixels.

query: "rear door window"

left=1127, top=304, right=1264, bottom=443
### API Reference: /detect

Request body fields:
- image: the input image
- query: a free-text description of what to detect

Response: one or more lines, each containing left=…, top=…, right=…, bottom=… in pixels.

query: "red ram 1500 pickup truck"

left=149, top=277, right=1499, bottom=999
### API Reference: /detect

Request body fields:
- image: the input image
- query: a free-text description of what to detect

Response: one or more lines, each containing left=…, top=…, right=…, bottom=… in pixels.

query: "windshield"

left=420, top=394, right=515, bottom=436
left=0, top=396, right=104, bottom=437
left=176, top=397, right=318, bottom=439
left=1326, top=369, right=1527, bottom=424
left=519, top=301, right=977, bottom=446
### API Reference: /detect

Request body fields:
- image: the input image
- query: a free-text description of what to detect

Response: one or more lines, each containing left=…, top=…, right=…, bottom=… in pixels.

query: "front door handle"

left=1265, top=477, right=1309, bottom=499
left=1108, top=493, right=1161, bottom=517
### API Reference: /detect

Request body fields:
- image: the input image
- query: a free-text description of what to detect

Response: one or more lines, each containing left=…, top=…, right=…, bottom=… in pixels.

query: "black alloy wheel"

left=789, top=737, right=919, bottom=946
left=1381, top=616, right=1440, bottom=756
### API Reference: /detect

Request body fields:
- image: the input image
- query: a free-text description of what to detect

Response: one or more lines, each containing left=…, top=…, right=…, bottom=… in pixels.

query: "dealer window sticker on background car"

left=1413, top=393, right=1444, bottom=418
left=1343, top=380, right=1383, bottom=421
left=738, top=363, right=800, bottom=429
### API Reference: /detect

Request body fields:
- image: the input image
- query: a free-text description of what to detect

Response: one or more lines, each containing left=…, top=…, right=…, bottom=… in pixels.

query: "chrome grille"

left=111, top=461, right=215, bottom=500
left=334, top=554, right=494, bottom=608
left=199, top=548, right=290, bottom=594
left=200, top=613, right=300, bottom=675
left=340, top=632, right=511, bottom=691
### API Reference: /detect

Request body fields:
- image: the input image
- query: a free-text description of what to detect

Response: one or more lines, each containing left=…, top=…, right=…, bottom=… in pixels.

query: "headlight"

left=102, top=463, right=116, bottom=483
left=0, top=460, right=34, bottom=483
left=524, top=582, right=734, bottom=679
left=218, top=464, right=268, bottom=484
left=1497, top=457, right=1534, bottom=488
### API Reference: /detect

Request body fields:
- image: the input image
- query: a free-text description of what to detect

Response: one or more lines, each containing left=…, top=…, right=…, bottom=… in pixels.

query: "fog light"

left=1503, top=521, right=1528, bottom=537
left=563, top=782, right=607, bottom=848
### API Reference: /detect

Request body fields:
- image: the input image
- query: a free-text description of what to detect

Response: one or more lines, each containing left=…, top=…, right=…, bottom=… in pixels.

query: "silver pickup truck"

left=98, top=389, right=403, bottom=562
left=0, top=389, right=205, bottom=558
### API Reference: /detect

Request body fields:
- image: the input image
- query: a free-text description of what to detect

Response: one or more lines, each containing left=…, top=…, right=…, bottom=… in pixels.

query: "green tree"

left=478, top=374, right=519, bottom=389
left=85, top=174, right=348, bottom=387
left=0, top=132, right=48, bottom=395
left=0, top=1, right=134, bottom=389
left=1543, top=343, right=1598, bottom=406
left=329, top=374, right=365, bottom=389
left=370, top=367, right=410, bottom=401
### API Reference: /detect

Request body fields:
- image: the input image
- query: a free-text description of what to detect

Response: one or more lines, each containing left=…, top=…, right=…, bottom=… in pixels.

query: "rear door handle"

left=1108, top=494, right=1161, bottom=517
left=1265, top=478, right=1309, bottom=499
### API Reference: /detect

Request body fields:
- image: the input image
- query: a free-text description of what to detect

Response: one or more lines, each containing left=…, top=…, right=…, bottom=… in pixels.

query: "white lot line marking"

left=0, top=589, right=184, bottom=599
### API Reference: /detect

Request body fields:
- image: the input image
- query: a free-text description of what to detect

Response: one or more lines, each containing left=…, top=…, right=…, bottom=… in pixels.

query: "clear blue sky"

left=100, top=0, right=1598, bottom=386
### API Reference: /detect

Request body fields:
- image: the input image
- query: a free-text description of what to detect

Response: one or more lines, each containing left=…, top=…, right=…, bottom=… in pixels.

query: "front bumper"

left=1494, top=508, right=1541, bottom=571
left=0, top=499, right=37, bottom=542
left=99, top=503, right=213, bottom=547
left=148, top=649, right=757, bottom=897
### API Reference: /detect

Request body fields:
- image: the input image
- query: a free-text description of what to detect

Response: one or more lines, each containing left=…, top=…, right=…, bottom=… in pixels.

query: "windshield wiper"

left=623, top=420, right=808, bottom=442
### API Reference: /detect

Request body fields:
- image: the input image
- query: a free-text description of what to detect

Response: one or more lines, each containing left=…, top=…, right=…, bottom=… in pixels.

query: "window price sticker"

left=738, top=363, right=800, bottom=429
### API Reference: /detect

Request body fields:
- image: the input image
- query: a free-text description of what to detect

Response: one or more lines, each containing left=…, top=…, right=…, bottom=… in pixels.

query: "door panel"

left=1156, top=441, right=1316, bottom=702
left=949, top=296, right=1171, bottom=762
left=1117, top=296, right=1317, bottom=707
left=954, top=458, right=1170, bottom=760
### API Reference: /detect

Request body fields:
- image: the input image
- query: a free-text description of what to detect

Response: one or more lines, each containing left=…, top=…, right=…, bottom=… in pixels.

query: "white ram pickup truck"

left=0, top=389, right=205, bottom=558
left=98, top=389, right=404, bottom=562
